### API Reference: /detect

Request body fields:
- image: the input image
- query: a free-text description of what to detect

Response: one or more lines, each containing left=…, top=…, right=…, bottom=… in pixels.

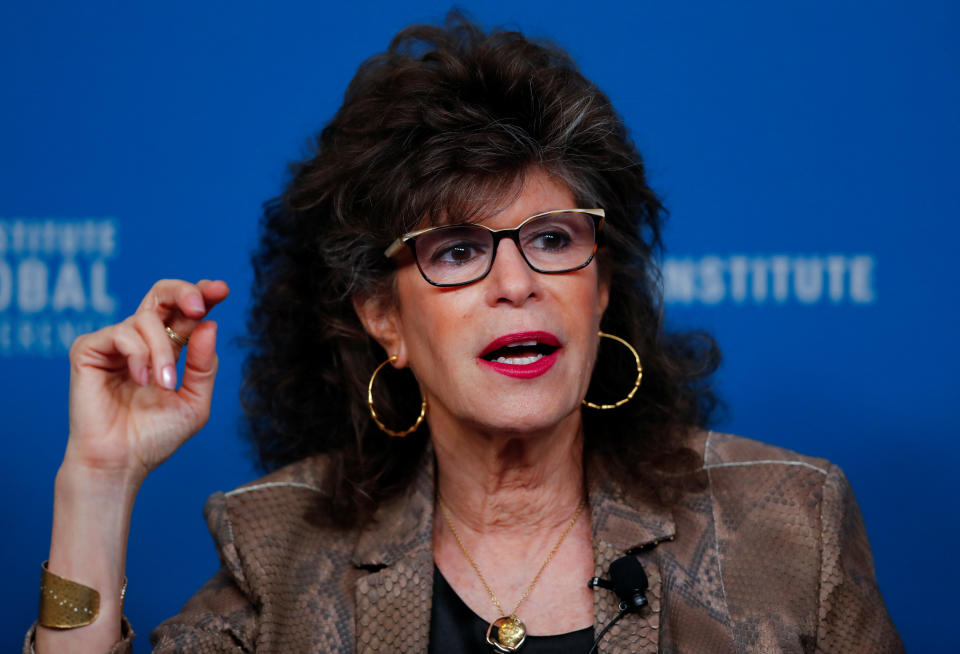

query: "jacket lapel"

left=353, top=550, right=435, bottom=653
left=588, top=456, right=675, bottom=653
left=352, top=450, right=436, bottom=654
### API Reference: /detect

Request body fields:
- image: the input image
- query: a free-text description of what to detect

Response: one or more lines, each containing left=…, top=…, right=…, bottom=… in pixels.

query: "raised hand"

left=63, top=278, right=230, bottom=481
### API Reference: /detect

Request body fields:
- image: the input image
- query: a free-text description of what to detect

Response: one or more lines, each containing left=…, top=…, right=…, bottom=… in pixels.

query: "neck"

left=431, top=409, right=586, bottom=537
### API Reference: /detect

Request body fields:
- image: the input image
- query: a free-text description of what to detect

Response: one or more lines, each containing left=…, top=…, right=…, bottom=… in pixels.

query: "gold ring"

left=165, top=326, right=189, bottom=347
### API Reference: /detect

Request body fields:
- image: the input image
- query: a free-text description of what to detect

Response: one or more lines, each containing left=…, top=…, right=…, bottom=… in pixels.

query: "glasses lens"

left=414, top=225, right=493, bottom=285
left=519, top=212, right=597, bottom=272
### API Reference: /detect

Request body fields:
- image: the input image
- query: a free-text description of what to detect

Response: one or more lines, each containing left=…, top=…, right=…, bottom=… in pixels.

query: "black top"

left=428, top=565, right=595, bottom=654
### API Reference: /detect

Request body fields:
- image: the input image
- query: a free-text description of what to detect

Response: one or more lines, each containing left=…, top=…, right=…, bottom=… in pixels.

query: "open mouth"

left=481, top=340, right=559, bottom=365
left=478, top=331, right=562, bottom=379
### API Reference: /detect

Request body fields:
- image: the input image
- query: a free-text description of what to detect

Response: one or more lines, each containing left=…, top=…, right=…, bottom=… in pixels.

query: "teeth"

left=506, top=340, right=538, bottom=348
left=495, top=353, right=544, bottom=365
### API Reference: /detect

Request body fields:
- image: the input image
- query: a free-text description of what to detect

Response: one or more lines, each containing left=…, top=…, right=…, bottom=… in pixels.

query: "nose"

left=484, top=237, right=538, bottom=306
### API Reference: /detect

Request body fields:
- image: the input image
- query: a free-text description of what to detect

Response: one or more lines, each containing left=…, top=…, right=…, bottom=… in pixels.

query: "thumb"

left=179, top=321, right=219, bottom=406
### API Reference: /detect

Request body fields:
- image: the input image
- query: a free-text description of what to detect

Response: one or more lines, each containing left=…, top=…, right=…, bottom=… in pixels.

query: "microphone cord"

left=586, top=605, right=630, bottom=654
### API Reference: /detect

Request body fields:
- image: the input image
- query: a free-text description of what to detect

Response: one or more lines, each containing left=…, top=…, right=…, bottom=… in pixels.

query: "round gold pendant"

left=485, top=615, right=527, bottom=652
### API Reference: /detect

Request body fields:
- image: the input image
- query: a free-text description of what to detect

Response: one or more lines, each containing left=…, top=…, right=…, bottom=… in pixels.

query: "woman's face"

left=370, top=169, right=608, bottom=437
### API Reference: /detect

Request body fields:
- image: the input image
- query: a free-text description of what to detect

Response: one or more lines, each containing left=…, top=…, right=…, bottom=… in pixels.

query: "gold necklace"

left=437, top=496, right=587, bottom=653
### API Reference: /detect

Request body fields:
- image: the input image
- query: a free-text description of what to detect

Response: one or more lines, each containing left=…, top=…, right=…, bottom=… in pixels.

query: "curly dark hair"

left=242, top=11, right=720, bottom=525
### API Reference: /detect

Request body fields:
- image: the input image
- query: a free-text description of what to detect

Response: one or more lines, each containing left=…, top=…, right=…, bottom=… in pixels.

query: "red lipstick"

left=478, top=331, right=562, bottom=379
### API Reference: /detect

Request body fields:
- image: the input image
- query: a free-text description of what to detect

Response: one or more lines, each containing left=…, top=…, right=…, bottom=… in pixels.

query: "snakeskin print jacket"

left=25, top=430, right=904, bottom=653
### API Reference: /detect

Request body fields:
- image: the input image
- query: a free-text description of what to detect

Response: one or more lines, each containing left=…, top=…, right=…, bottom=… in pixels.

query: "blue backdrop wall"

left=2, top=2, right=957, bottom=651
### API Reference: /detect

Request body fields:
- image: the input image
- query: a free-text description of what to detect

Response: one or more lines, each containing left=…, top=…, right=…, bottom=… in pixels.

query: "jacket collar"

left=586, top=453, right=675, bottom=552
left=350, top=444, right=437, bottom=568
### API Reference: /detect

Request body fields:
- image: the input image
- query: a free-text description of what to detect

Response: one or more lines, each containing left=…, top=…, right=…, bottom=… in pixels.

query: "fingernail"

left=188, top=296, right=205, bottom=313
left=161, top=365, right=176, bottom=390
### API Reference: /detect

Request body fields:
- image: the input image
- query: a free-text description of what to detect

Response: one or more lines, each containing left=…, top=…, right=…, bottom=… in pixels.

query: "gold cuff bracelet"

left=38, top=562, right=127, bottom=629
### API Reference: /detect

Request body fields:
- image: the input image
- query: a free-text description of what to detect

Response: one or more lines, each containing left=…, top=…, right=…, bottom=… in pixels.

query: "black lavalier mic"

left=586, top=556, right=650, bottom=653
left=587, top=555, right=649, bottom=612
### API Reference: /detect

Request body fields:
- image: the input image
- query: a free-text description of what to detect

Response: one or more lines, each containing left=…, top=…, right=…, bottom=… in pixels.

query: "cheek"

left=395, top=271, right=469, bottom=369
left=565, top=272, right=607, bottom=325
left=572, top=277, right=608, bottom=372
left=405, top=302, right=456, bottom=354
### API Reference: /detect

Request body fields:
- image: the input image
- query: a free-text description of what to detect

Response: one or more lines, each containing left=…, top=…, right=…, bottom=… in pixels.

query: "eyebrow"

left=384, top=208, right=604, bottom=258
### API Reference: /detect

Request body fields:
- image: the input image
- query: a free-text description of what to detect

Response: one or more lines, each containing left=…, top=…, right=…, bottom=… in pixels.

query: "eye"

left=432, top=240, right=486, bottom=265
left=525, top=227, right=573, bottom=252
left=416, top=224, right=492, bottom=268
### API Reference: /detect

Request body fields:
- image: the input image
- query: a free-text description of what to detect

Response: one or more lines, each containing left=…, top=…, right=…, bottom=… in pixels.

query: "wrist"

left=51, top=467, right=141, bottom=555
left=57, top=454, right=147, bottom=496
left=46, top=468, right=135, bottom=608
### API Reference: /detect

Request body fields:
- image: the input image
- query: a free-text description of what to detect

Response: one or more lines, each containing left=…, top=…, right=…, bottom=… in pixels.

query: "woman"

left=30, top=14, right=902, bottom=654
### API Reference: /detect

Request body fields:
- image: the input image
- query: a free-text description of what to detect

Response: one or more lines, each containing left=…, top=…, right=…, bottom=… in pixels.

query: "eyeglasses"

left=384, top=208, right=605, bottom=287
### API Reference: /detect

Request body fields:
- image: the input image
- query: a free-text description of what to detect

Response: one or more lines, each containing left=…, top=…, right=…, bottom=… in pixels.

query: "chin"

left=464, top=397, right=581, bottom=437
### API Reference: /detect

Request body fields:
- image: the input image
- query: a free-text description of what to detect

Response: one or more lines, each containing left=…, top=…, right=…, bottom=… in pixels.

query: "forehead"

left=426, top=168, right=578, bottom=230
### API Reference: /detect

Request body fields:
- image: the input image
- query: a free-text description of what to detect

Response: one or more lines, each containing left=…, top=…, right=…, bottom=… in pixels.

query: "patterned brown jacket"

left=27, top=430, right=904, bottom=653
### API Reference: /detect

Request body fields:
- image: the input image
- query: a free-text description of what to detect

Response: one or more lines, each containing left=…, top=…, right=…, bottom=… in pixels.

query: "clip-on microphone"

left=588, top=555, right=649, bottom=612
left=586, top=556, right=650, bottom=653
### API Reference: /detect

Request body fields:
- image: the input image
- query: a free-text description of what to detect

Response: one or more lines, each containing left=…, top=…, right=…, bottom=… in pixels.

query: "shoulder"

left=182, top=458, right=371, bottom=651
left=676, top=432, right=850, bottom=617
left=201, top=455, right=350, bottom=583
left=226, top=453, right=334, bottom=497
left=698, top=429, right=832, bottom=475
left=205, top=454, right=333, bottom=517
left=673, top=432, right=903, bottom=651
left=201, top=454, right=362, bottom=617
left=203, top=455, right=334, bottom=535
left=679, top=430, right=840, bottom=526
left=204, top=453, right=340, bottom=530
left=665, top=431, right=848, bottom=583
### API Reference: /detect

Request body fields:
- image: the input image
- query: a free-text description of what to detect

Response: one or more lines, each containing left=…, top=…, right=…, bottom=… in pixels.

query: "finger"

left=179, top=321, right=218, bottom=411
left=137, top=279, right=229, bottom=344
left=162, top=280, right=229, bottom=355
left=131, top=312, right=179, bottom=390
left=138, top=279, right=208, bottom=321
left=128, top=279, right=228, bottom=390
left=69, top=325, right=118, bottom=367
left=196, top=279, right=230, bottom=310
left=70, top=323, right=148, bottom=384
left=111, top=324, right=151, bottom=387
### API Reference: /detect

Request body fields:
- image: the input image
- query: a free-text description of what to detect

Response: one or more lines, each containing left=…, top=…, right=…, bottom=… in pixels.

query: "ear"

left=352, top=293, right=409, bottom=368
left=598, top=276, right=610, bottom=319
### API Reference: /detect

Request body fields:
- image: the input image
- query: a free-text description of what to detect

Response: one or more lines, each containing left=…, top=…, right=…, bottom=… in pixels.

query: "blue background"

left=2, top=2, right=957, bottom=651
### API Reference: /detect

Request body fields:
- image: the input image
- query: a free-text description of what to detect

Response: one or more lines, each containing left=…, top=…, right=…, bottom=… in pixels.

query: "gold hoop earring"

left=582, top=331, right=643, bottom=410
left=367, top=355, right=427, bottom=437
